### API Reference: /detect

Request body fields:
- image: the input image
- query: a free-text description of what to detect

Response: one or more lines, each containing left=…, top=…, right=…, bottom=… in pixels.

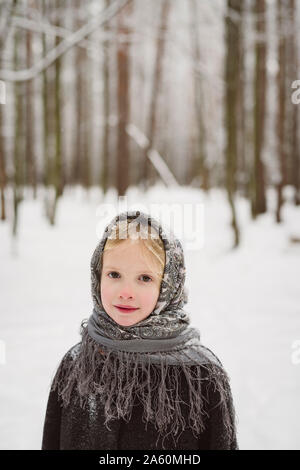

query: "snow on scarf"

left=51, top=210, right=237, bottom=449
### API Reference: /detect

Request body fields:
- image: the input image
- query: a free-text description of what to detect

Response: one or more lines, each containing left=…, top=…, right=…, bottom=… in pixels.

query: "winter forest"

left=0, top=0, right=300, bottom=450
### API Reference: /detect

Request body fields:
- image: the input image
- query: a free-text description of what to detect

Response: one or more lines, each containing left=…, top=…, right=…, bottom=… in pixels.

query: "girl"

left=41, top=210, right=239, bottom=450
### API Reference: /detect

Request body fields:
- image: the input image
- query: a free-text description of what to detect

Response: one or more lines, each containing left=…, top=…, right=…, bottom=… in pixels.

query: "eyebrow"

left=104, top=265, right=156, bottom=274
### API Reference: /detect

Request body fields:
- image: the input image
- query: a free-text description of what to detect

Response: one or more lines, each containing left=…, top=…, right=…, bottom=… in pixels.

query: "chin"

left=115, top=317, right=137, bottom=327
left=114, top=312, right=147, bottom=327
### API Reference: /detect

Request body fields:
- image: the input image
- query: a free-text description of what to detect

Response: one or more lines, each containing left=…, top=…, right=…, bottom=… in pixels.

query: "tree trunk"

left=142, top=0, right=170, bottom=191
left=42, top=0, right=49, bottom=187
left=275, top=0, right=287, bottom=223
left=100, top=0, right=111, bottom=195
left=25, top=4, right=37, bottom=199
left=72, top=0, right=91, bottom=188
left=42, top=0, right=55, bottom=224
left=289, top=0, right=300, bottom=205
left=0, top=1, right=15, bottom=220
left=116, top=2, right=132, bottom=196
left=236, top=0, right=246, bottom=196
left=224, top=0, right=243, bottom=247
left=0, top=101, right=6, bottom=221
left=189, top=0, right=209, bottom=191
left=251, top=0, right=267, bottom=218
left=72, top=12, right=83, bottom=185
left=49, top=0, right=65, bottom=225
left=13, top=10, right=25, bottom=237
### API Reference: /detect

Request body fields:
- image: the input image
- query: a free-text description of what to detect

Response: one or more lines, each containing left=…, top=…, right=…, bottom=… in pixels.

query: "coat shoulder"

left=197, top=343, right=225, bottom=369
left=50, top=342, right=81, bottom=391
left=58, top=342, right=81, bottom=367
left=64, top=342, right=81, bottom=361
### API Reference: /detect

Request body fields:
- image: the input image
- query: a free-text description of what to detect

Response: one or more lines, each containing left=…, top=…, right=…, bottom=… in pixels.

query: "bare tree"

left=45, top=0, right=65, bottom=225
left=142, top=0, right=170, bottom=190
left=288, top=0, right=300, bottom=205
left=100, top=0, right=111, bottom=194
left=25, top=0, right=37, bottom=198
left=12, top=1, right=25, bottom=237
left=0, top=0, right=15, bottom=220
left=251, top=0, right=267, bottom=218
left=72, top=0, right=91, bottom=189
left=275, top=0, right=287, bottom=223
left=236, top=0, right=246, bottom=195
left=189, top=0, right=209, bottom=191
left=116, top=1, right=132, bottom=196
left=224, top=0, right=244, bottom=247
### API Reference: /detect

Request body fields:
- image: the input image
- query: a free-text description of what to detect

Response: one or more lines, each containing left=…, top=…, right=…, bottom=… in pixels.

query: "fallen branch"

left=126, top=123, right=179, bottom=187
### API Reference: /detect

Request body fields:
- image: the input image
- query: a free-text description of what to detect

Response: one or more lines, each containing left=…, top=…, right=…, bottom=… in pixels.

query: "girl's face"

left=100, top=239, right=162, bottom=327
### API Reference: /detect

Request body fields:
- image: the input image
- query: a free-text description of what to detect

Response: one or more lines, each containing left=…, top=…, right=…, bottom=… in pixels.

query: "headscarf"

left=51, top=210, right=237, bottom=449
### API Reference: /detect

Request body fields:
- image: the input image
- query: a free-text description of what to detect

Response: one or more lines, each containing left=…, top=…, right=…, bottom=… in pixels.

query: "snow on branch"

left=0, top=0, right=132, bottom=82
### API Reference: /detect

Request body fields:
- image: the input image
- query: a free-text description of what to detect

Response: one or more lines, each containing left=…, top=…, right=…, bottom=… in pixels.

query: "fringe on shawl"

left=50, top=320, right=237, bottom=449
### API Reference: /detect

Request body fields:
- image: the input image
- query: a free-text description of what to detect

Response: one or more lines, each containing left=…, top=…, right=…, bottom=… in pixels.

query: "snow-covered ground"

left=0, top=184, right=299, bottom=449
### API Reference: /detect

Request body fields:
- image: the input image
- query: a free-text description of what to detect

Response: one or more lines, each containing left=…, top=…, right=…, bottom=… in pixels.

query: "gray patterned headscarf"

left=51, top=210, right=237, bottom=449
left=89, top=210, right=190, bottom=340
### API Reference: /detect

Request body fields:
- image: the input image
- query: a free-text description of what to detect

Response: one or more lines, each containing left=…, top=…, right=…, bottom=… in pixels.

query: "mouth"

left=114, top=305, right=139, bottom=313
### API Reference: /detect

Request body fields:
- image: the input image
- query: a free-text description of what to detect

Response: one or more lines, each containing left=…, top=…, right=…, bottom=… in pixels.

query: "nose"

left=119, top=287, right=134, bottom=299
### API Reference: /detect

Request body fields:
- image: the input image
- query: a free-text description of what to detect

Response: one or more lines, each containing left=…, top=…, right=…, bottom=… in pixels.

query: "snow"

left=0, top=184, right=299, bottom=449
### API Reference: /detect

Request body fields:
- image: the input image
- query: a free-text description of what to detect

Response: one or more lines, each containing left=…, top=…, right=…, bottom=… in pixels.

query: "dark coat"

left=41, top=344, right=239, bottom=450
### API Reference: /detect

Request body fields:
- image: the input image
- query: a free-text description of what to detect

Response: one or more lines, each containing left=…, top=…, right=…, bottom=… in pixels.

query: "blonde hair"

left=102, top=219, right=166, bottom=283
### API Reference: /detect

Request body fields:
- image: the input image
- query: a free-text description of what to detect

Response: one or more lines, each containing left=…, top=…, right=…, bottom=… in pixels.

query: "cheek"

left=141, top=285, right=160, bottom=307
left=100, top=277, right=114, bottom=303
